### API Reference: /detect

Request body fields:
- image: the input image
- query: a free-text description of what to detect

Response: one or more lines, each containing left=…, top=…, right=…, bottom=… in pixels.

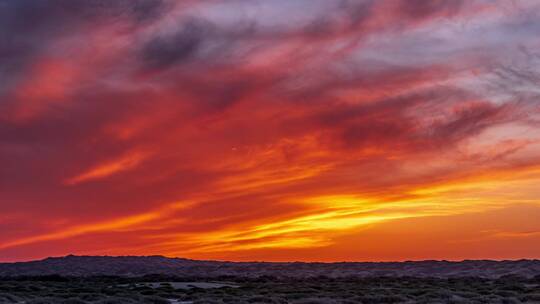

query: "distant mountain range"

left=1, top=255, right=539, bottom=278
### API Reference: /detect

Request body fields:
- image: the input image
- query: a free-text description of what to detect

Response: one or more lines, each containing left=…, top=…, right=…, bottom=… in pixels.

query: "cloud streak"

left=1, top=0, right=540, bottom=262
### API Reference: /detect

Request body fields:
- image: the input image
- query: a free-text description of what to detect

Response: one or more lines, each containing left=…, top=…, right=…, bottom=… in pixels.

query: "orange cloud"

left=1, top=0, right=540, bottom=262
left=65, top=151, right=150, bottom=185
left=0, top=201, right=192, bottom=251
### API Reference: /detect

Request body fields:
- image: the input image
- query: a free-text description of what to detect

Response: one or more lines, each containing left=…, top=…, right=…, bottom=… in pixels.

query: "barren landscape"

left=3, top=0, right=540, bottom=303
left=2, top=255, right=540, bottom=279
left=1, top=256, right=540, bottom=303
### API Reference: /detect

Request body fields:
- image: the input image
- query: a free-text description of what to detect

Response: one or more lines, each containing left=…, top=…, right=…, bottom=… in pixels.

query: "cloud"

left=65, top=150, right=151, bottom=185
left=1, top=0, right=540, bottom=261
left=398, top=0, right=464, bottom=19
left=140, top=18, right=210, bottom=72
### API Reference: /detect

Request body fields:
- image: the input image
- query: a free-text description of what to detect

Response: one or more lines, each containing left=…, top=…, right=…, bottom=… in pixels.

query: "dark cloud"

left=429, top=102, right=511, bottom=144
left=302, top=0, right=375, bottom=37
left=399, top=0, right=464, bottom=19
left=0, top=0, right=166, bottom=29
left=0, top=0, right=167, bottom=92
left=309, top=89, right=512, bottom=152
left=1, top=0, right=540, bottom=262
left=141, top=18, right=211, bottom=71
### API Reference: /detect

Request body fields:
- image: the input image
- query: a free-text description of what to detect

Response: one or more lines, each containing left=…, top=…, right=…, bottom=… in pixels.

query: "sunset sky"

left=1, top=0, right=540, bottom=262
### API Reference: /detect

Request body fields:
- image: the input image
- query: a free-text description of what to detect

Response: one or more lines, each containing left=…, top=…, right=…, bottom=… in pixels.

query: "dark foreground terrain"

left=2, top=255, right=540, bottom=278
left=1, top=275, right=540, bottom=304
left=1, top=256, right=540, bottom=303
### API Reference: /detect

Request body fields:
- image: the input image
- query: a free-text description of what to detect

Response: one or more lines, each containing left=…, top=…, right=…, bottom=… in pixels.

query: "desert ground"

left=1, top=256, right=540, bottom=303
left=1, top=275, right=540, bottom=304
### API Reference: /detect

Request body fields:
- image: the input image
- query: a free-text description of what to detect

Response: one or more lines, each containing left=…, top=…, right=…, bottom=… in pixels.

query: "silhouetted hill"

left=1, top=255, right=539, bottom=278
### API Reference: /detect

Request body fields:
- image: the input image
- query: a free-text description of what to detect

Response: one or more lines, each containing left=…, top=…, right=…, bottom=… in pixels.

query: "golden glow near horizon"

left=3, top=163, right=539, bottom=259
left=1, top=0, right=540, bottom=262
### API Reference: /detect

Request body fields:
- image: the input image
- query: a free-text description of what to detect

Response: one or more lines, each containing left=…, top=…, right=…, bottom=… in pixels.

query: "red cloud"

left=1, top=0, right=540, bottom=262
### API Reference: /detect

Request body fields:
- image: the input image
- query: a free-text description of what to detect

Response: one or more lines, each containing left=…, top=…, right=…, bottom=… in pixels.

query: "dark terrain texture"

left=1, top=276, right=540, bottom=304
left=1, top=255, right=540, bottom=278
left=1, top=256, right=540, bottom=303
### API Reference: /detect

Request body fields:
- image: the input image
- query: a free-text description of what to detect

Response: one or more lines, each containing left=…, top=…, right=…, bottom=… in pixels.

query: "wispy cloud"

left=1, top=0, right=540, bottom=262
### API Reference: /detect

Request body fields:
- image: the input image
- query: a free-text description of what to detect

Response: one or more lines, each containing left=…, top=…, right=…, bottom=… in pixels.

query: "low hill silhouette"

left=1, top=255, right=539, bottom=278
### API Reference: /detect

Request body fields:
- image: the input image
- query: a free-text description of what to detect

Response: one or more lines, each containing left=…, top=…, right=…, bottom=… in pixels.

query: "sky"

left=1, top=0, right=540, bottom=263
